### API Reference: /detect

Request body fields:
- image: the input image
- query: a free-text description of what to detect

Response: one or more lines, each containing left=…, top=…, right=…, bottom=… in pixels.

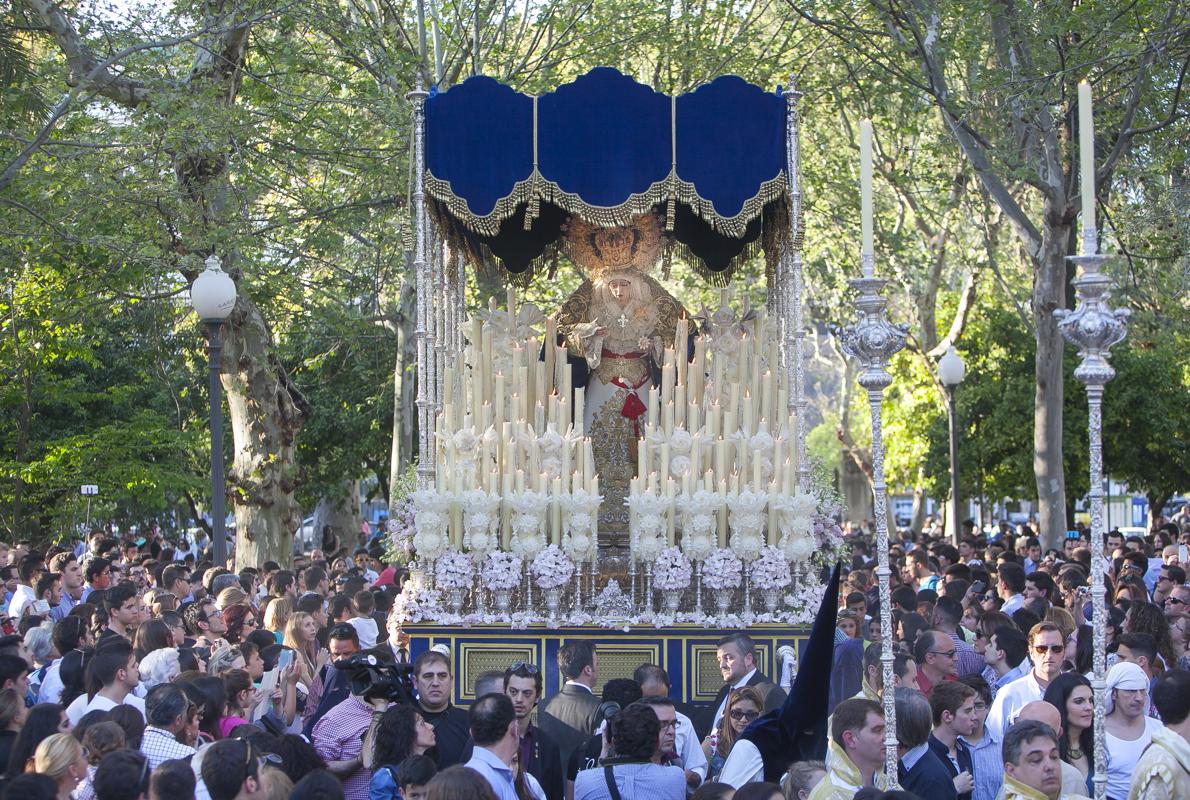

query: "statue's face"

left=608, top=277, right=632, bottom=303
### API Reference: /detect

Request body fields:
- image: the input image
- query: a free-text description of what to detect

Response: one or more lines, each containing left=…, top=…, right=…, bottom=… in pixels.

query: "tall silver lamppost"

left=938, top=346, right=966, bottom=545
left=1053, top=80, right=1129, bottom=800
left=1055, top=238, right=1128, bottom=800
left=190, top=255, right=237, bottom=568
left=837, top=264, right=908, bottom=787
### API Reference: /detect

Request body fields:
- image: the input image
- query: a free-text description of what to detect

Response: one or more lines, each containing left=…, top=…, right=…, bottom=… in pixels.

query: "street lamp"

left=190, top=255, right=237, bottom=568
left=938, top=346, right=966, bottom=545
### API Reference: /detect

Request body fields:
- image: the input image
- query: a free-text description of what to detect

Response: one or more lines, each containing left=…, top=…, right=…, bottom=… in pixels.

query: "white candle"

left=860, top=118, right=874, bottom=260
left=1078, top=81, right=1096, bottom=246
left=574, top=387, right=585, bottom=435
left=648, top=387, right=660, bottom=428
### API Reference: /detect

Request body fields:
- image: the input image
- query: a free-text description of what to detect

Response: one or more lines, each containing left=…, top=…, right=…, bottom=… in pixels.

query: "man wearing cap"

left=1104, top=661, right=1164, bottom=800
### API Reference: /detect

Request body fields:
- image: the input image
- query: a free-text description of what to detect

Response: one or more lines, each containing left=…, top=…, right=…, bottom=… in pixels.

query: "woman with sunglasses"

left=1167, top=612, right=1190, bottom=670
left=701, top=686, right=763, bottom=782
left=222, top=603, right=259, bottom=645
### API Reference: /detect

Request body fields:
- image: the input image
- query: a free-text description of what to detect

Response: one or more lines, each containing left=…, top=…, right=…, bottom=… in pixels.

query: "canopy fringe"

left=425, top=168, right=789, bottom=241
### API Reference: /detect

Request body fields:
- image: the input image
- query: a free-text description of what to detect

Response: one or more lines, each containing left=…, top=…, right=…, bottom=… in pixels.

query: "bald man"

left=1011, top=702, right=1090, bottom=799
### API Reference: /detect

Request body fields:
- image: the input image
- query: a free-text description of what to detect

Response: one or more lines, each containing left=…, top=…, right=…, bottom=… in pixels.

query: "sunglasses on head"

left=509, top=660, right=539, bottom=674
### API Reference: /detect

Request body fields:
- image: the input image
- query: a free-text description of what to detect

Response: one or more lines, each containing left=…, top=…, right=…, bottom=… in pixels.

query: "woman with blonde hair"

left=215, top=586, right=249, bottom=611
left=263, top=596, right=292, bottom=642
left=701, top=685, right=764, bottom=781
left=283, top=611, right=322, bottom=683
left=32, top=733, right=88, bottom=800
left=0, top=687, right=27, bottom=770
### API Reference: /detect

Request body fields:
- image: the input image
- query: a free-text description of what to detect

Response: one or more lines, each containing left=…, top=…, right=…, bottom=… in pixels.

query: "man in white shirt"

left=998, top=563, right=1026, bottom=617
left=7, top=554, right=43, bottom=620
left=65, top=638, right=145, bottom=725
left=635, top=664, right=708, bottom=787
left=1103, top=661, right=1163, bottom=800
left=986, top=621, right=1065, bottom=741
left=465, top=693, right=539, bottom=800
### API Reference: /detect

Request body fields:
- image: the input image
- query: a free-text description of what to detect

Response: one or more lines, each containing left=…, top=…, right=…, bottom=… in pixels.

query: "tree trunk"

left=313, top=482, right=359, bottom=557
left=388, top=277, right=417, bottom=502
left=1032, top=221, right=1070, bottom=551
left=1148, top=491, right=1172, bottom=530
left=909, top=474, right=927, bottom=535
left=223, top=296, right=310, bottom=570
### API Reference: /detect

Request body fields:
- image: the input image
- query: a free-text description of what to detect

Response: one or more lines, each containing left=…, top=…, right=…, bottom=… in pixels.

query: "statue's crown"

left=562, top=212, right=662, bottom=280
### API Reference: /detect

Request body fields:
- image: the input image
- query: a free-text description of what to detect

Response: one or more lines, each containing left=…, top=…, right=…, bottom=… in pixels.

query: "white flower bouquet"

left=481, top=551, right=523, bottom=591
left=531, top=545, right=575, bottom=589
left=434, top=548, right=475, bottom=590
left=653, top=546, right=693, bottom=590
left=385, top=499, right=416, bottom=563
left=702, top=547, right=743, bottom=589
left=410, top=489, right=453, bottom=561
left=507, top=490, right=550, bottom=560
left=460, top=489, right=502, bottom=557
left=562, top=489, right=601, bottom=562
left=750, top=545, right=792, bottom=589
left=391, top=578, right=444, bottom=623
left=627, top=490, right=671, bottom=562
left=727, top=490, right=768, bottom=562
left=678, top=490, right=721, bottom=562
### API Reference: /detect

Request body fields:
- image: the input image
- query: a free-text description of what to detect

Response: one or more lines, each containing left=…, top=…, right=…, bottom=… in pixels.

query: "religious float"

left=387, top=67, right=851, bottom=705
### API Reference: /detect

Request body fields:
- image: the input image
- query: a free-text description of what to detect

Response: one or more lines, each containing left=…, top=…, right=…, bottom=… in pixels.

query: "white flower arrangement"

left=627, top=490, right=671, bottom=563
left=410, top=489, right=452, bottom=561
left=391, top=576, right=444, bottom=624
left=750, top=545, right=792, bottom=589
left=678, top=490, right=720, bottom=562
left=507, top=490, right=550, bottom=560
left=702, top=547, right=743, bottom=589
left=771, top=491, right=820, bottom=563
left=434, top=549, right=475, bottom=589
left=385, top=499, right=416, bottom=563
left=727, top=490, right=768, bottom=562
left=481, top=551, right=523, bottom=591
left=460, top=489, right=502, bottom=557
left=531, top=545, right=575, bottom=589
left=562, top=489, right=601, bottom=562
left=653, top=546, right=693, bottom=590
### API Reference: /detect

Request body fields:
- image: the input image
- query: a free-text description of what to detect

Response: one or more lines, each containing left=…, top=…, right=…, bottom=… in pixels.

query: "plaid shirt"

left=312, top=693, right=374, bottom=800
left=140, top=725, right=196, bottom=769
left=950, top=632, right=986, bottom=678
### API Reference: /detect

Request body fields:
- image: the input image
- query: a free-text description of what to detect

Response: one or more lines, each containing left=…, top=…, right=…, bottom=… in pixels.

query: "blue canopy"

left=424, top=68, right=791, bottom=277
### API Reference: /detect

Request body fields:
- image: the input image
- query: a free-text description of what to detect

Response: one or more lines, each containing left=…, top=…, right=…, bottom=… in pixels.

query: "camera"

left=339, top=653, right=416, bottom=705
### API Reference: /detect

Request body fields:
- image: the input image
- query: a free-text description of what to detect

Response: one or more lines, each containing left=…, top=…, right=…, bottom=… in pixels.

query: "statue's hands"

left=595, top=327, right=608, bottom=337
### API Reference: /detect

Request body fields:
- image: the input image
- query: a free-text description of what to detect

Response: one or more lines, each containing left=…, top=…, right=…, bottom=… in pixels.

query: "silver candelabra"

left=836, top=253, right=908, bottom=789
left=1055, top=234, right=1128, bottom=800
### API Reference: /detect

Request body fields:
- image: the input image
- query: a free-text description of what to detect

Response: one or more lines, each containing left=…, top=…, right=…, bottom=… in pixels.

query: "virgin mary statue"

left=554, top=212, right=691, bottom=546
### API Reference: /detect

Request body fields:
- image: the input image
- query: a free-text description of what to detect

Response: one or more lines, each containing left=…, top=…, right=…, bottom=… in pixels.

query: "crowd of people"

left=0, top=510, right=1185, bottom=800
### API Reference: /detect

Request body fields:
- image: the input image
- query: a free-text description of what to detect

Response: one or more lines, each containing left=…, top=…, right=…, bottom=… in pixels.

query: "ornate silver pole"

left=837, top=257, right=908, bottom=789
left=783, top=78, right=810, bottom=492
left=408, top=84, right=433, bottom=488
left=1055, top=234, right=1128, bottom=800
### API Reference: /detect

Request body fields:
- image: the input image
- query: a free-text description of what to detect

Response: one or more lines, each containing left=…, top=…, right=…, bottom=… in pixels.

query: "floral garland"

left=385, top=500, right=416, bottom=565
left=702, top=547, right=743, bottom=589
left=391, top=576, right=445, bottom=624
left=481, top=551, right=522, bottom=591
left=653, top=546, right=693, bottom=590
left=530, top=544, right=575, bottom=589
left=434, top=549, right=475, bottom=590
left=750, top=545, right=792, bottom=589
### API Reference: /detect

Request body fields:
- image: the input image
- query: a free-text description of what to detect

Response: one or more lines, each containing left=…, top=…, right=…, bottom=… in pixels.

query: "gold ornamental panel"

left=457, top=642, right=539, bottom=703
left=582, top=643, right=661, bottom=696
